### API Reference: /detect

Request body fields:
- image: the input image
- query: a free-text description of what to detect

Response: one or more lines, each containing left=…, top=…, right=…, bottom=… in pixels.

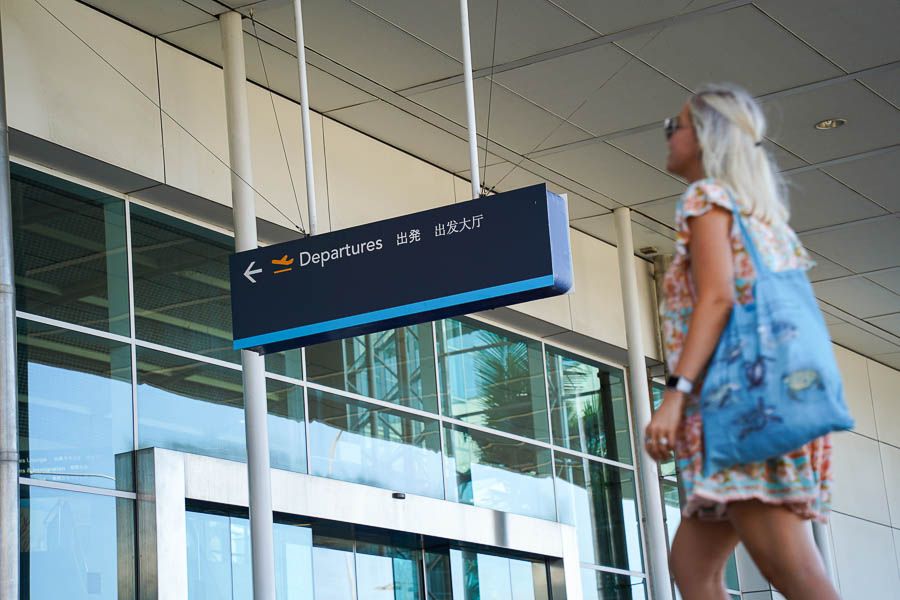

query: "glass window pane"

left=662, top=481, right=682, bottom=551
left=547, top=348, right=631, bottom=464
left=437, top=319, right=549, bottom=442
left=307, top=324, right=437, bottom=412
left=444, top=549, right=549, bottom=600
left=186, top=511, right=234, bottom=600
left=130, top=204, right=237, bottom=363
left=313, top=535, right=356, bottom=600
left=555, top=453, right=643, bottom=571
left=725, top=553, right=739, bottom=592
left=21, top=485, right=135, bottom=599
left=11, top=164, right=130, bottom=335
left=137, top=347, right=247, bottom=462
left=356, top=541, right=423, bottom=600
left=17, top=320, right=133, bottom=491
left=267, top=379, right=307, bottom=473
left=266, top=348, right=304, bottom=379
left=308, top=388, right=443, bottom=498
left=274, top=523, right=315, bottom=600
left=581, top=569, right=647, bottom=600
left=443, top=424, right=554, bottom=520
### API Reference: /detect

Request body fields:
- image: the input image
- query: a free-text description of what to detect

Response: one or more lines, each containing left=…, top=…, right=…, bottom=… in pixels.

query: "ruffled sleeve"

left=674, top=179, right=736, bottom=254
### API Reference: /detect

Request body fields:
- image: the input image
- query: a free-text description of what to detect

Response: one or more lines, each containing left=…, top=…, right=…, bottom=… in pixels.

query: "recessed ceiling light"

left=815, top=118, right=847, bottom=130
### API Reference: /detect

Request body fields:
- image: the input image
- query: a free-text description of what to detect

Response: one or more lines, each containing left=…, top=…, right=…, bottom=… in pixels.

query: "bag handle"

left=721, top=185, right=769, bottom=275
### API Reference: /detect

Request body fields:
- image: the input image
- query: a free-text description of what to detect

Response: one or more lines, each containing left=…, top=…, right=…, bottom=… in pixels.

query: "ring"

left=646, top=437, right=656, bottom=445
left=659, top=436, right=669, bottom=447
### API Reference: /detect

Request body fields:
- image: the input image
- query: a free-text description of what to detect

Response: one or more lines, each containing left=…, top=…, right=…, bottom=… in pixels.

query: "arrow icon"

left=244, top=261, right=263, bottom=283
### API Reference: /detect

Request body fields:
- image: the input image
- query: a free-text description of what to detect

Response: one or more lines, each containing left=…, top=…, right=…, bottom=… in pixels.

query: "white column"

left=458, top=0, right=480, bottom=199
left=220, top=12, right=276, bottom=600
left=614, top=207, right=673, bottom=600
left=0, top=12, right=19, bottom=600
left=292, top=0, right=318, bottom=235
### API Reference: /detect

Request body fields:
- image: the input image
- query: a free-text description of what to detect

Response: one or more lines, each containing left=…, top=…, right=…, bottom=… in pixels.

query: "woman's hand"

left=644, top=390, right=686, bottom=462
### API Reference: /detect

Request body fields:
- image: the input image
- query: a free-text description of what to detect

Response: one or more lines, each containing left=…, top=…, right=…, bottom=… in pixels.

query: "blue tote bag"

left=699, top=193, right=854, bottom=476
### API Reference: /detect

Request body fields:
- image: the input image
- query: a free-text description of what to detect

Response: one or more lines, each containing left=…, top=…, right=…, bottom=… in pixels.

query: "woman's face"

left=666, top=102, right=702, bottom=178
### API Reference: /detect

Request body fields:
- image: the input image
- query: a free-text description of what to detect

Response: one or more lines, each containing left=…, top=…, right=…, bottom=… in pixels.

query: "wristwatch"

left=665, top=374, right=694, bottom=394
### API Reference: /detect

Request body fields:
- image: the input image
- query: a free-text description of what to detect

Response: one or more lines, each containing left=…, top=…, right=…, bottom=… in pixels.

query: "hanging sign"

left=230, top=184, right=573, bottom=353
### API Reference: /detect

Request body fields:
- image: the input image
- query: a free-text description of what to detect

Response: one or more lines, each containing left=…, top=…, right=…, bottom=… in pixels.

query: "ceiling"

left=78, top=0, right=900, bottom=367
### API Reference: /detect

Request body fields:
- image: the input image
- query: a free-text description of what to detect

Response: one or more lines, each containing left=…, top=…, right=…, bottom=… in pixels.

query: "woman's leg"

left=670, top=516, right=740, bottom=600
left=727, top=500, right=839, bottom=600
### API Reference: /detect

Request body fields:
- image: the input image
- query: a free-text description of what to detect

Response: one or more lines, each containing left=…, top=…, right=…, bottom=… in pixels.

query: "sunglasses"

left=663, top=116, right=683, bottom=140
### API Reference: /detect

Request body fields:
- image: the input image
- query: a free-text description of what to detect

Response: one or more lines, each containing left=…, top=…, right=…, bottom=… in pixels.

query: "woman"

left=646, top=83, right=839, bottom=600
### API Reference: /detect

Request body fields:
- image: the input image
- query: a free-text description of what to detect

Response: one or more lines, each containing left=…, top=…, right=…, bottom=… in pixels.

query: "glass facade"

left=13, top=164, right=650, bottom=599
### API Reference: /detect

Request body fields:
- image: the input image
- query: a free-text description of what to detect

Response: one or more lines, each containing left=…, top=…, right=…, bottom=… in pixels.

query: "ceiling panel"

left=866, top=268, right=900, bottom=294
left=869, top=314, right=900, bottom=337
left=763, top=81, right=900, bottom=164
left=477, top=163, right=611, bottom=219
left=860, top=68, right=900, bottom=108
left=162, top=24, right=374, bottom=112
left=874, top=353, right=900, bottom=370
left=537, top=142, right=683, bottom=206
left=553, top=0, right=722, bottom=35
left=354, top=0, right=595, bottom=72
left=828, top=322, right=899, bottom=356
left=807, top=251, right=853, bottom=282
left=411, top=80, right=589, bottom=155
left=824, top=148, right=900, bottom=213
left=814, top=277, right=900, bottom=319
left=244, top=0, right=461, bottom=91
left=633, top=195, right=679, bottom=228
left=492, top=44, right=631, bottom=117
left=802, top=217, right=900, bottom=272
left=619, top=5, right=843, bottom=95
left=755, top=0, right=900, bottom=72
left=82, top=0, right=214, bottom=35
left=327, top=100, right=504, bottom=174
left=566, top=60, right=689, bottom=137
left=573, top=214, right=676, bottom=255
left=785, top=170, right=887, bottom=232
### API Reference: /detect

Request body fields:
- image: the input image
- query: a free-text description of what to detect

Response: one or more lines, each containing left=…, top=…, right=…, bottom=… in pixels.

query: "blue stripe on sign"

left=233, top=275, right=555, bottom=350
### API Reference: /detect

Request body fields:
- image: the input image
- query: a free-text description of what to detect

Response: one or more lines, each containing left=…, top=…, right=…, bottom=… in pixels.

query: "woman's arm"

left=645, top=205, right=735, bottom=461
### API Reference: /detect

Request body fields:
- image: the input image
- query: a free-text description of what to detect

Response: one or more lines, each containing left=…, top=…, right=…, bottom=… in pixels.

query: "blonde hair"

left=689, top=83, right=788, bottom=223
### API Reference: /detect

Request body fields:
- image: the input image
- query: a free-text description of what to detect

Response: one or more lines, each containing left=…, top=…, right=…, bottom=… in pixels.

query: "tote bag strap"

left=721, top=185, right=769, bottom=275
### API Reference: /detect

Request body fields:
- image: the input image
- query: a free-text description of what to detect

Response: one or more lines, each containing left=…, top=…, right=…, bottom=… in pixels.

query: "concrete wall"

left=1, top=0, right=660, bottom=365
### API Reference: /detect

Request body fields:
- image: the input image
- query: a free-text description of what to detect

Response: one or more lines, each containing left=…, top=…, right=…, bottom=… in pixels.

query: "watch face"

left=666, top=375, right=678, bottom=388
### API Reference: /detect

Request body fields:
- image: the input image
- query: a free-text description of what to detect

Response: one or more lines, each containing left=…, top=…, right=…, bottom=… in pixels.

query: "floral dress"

left=661, top=178, right=833, bottom=522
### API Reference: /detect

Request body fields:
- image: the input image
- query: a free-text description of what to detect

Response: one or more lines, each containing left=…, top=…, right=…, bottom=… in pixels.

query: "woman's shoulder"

left=677, top=178, right=736, bottom=221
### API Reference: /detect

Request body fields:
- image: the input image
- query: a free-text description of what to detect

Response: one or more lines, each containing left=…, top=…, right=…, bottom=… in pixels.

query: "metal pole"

left=0, top=13, right=19, bottom=600
left=614, top=207, right=672, bottom=600
left=458, top=0, right=480, bottom=199
left=291, top=0, right=318, bottom=235
left=813, top=521, right=839, bottom=588
left=220, top=12, right=276, bottom=600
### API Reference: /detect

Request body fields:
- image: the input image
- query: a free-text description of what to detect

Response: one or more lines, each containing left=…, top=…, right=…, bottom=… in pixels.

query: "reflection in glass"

left=137, top=347, right=246, bottom=462
left=307, top=324, right=437, bottom=412
left=266, top=348, right=304, bottom=379
left=356, top=541, right=423, bottom=600
left=581, top=569, right=647, bottom=600
left=17, top=320, right=133, bottom=490
left=130, top=204, right=237, bottom=363
left=187, top=511, right=316, bottom=600
left=11, top=163, right=130, bottom=335
left=437, top=318, right=549, bottom=442
left=266, top=379, right=307, bottom=473
left=427, top=549, right=548, bottom=600
left=186, top=511, right=235, bottom=600
left=662, top=481, right=682, bottom=551
left=137, top=348, right=308, bottom=469
left=313, top=536, right=356, bottom=600
left=547, top=348, right=631, bottom=464
left=443, top=424, right=554, bottom=520
left=555, top=452, right=643, bottom=571
left=308, top=388, right=442, bottom=498
left=651, top=384, right=676, bottom=477
left=20, top=485, right=135, bottom=599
